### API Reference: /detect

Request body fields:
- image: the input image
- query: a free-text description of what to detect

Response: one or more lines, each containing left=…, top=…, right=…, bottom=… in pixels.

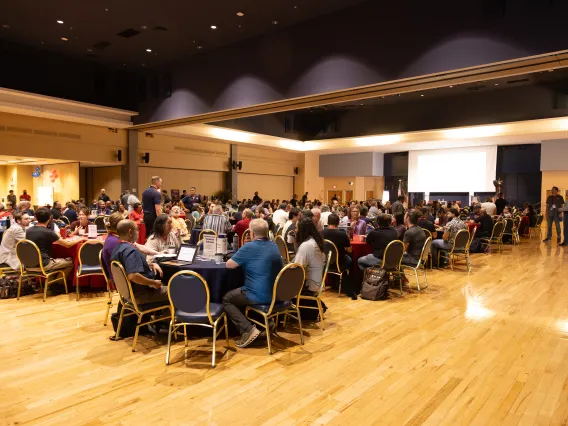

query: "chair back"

left=535, top=214, right=544, bottom=227
left=15, top=240, right=44, bottom=272
left=94, top=216, right=107, bottom=232
left=422, top=228, right=433, bottom=241
left=468, top=226, right=477, bottom=248
left=452, top=229, right=470, bottom=252
left=241, top=228, right=251, bottom=246
left=491, top=221, right=505, bottom=240
left=60, top=215, right=70, bottom=226
left=503, top=218, right=514, bottom=233
left=274, top=235, right=289, bottom=263
left=99, top=250, right=111, bottom=286
left=185, top=217, right=194, bottom=234
left=198, top=228, right=217, bottom=242
left=275, top=225, right=283, bottom=237
left=167, top=271, right=213, bottom=324
left=381, top=240, right=404, bottom=271
left=419, top=237, right=432, bottom=266
left=78, top=241, right=104, bottom=268
left=324, top=239, right=341, bottom=274
left=317, top=251, right=332, bottom=297
left=269, top=230, right=275, bottom=241
left=110, top=261, right=136, bottom=307
left=267, top=263, right=305, bottom=314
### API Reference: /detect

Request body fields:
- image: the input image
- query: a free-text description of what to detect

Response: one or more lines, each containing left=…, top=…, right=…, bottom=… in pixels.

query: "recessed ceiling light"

left=141, top=63, right=146, bottom=67
left=61, top=37, right=68, bottom=41
left=294, top=5, right=298, bottom=9
left=104, top=8, right=109, bottom=12
left=197, top=46, right=202, bottom=49
left=236, top=12, right=244, bottom=17
left=238, top=24, right=242, bottom=28
left=86, top=48, right=92, bottom=52
left=57, top=20, right=64, bottom=24
left=272, top=20, right=279, bottom=25
left=146, top=48, right=152, bottom=52
left=494, top=83, right=499, bottom=86
left=420, top=94, right=424, bottom=97
left=210, top=25, right=217, bottom=29
left=449, top=85, right=454, bottom=88
left=1, top=24, right=9, bottom=29
left=141, top=25, right=148, bottom=30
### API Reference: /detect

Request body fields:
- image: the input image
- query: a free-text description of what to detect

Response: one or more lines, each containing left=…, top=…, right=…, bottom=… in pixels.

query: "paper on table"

left=203, top=235, right=217, bottom=259
left=88, top=225, right=98, bottom=239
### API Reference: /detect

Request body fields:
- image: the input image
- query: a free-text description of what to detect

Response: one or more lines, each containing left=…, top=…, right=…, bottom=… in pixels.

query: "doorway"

left=327, top=190, right=342, bottom=204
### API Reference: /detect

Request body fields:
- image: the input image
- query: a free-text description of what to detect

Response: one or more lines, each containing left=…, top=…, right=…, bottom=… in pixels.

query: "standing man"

left=543, top=186, right=565, bottom=243
left=495, top=193, right=508, bottom=215
left=181, top=187, right=201, bottom=211
left=19, top=189, right=31, bottom=202
left=98, top=189, right=110, bottom=203
left=290, top=194, right=299, bottom=208
left=301, top=192, right=308, bottom=207
left=391, top=195, right=405, bottom=217
left=121, top=190, right=130, bottom=207
left=561, top=190, right=568, bottom=247
left=7, top=190, right=17, bottom=206
left=161, top=190, right=171, bottom=205
left=252, top=192, right=262, bottom=204
left=142, top=176, right=163, bottom=241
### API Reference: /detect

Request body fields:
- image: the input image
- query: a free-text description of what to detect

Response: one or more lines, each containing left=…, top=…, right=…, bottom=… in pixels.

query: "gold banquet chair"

left=241, top=228, right=251, bottom=247
left=245, top=263, right=306, bottom=354
left=401, top=236, right=432, bottom=291
left=165, top=271, right=229, bottom=368
left=110, top=261, right=171, bottom=352
left=75, top=241, right=104, bottom=301
left=480, top=221, right=505, bottom=254
left=529, top=214, right=543, bottom=239
left=297, top=251, right=331, bottom=330
left=198, top=229, right=218, bottom=242
left=438, top=229, right=470, bottom=271
left=274, top=235, right=290, bottom=264
left=100, top=251, right=117, bottom=326
left=324, top=239, right=350, bottom=295
left=378, top=240, right=405, bottom=295
left=15, top=239, right=68, bottom=302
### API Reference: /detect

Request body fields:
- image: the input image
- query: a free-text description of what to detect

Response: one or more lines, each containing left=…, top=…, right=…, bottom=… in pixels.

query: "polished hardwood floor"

left=1, top=238, right=568, bottom=426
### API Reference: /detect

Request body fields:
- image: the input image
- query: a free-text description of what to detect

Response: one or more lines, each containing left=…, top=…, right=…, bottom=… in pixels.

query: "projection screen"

left=408, top=146, right=497, bottom=193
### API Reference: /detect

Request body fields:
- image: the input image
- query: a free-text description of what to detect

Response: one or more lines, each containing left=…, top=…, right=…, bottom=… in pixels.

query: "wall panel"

left=237, top=174, right=293, bottom=201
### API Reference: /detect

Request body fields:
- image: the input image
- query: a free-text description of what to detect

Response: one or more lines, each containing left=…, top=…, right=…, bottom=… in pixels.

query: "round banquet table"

left=159, top=258, right=244, bottom=303
left=349, top=240, right=372, bottom=274
left=518, top=215, right=530, bottom=236
left=51, top=236, right=106, bottom=289
left=467, top=222, right=480, bottom=235
left=136, top=222, right=146, bottom=244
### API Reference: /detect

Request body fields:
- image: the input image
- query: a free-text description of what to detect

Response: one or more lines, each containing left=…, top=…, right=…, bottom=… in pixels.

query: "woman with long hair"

left=144, top=214, right=181, bottom=263
left=294, top=218, right=326, bottom=295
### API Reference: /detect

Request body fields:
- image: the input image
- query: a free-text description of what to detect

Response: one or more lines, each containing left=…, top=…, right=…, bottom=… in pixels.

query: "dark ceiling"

left=0, top=0, right=366, bottom=68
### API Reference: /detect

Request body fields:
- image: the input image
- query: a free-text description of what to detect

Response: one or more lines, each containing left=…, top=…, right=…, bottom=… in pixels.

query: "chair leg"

left=414, top=269, right=420, bottom=292
left=76, top=275, right=80, bottom=301
left=296, top=308, right=304, bottom=345
left=184, top=324, right=188, bottom=347
left=423, top=268, right=429, bottom=289
left=466, top=253, right=472, bottom=273
left=62, top=272, right=68, bottom=294
left=103, top=298, right=112, bottom=326
left=224, top=315, right=230, bottom=349
left=264, top=316, right=273, bottom=354
left=132, top=314, right=143, bottom=352
left=43, top=276, right=49, bottom=302
left=114, top=304, right=125, bottom=341
left=212, top=323, right=217, bottom=367
left=338, top=272, right=343, bottom=295
left=17, top=275, right=23, bottom=300
left=166, top=320, right=173, bottom=365
left=316, top=298, right=325, bottom=330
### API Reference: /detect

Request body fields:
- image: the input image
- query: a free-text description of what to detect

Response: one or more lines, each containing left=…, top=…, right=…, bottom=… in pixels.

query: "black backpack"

left=360, top=267, right=389, bottom=301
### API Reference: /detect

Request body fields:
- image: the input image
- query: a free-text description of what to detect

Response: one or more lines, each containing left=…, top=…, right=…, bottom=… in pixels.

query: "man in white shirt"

left=0, top=212, right=30, bottom=269
left=272, top=203, right=289, bottom=229
left=311, top=207, right=324, bottom=232
left=481, top=197, right=497, bottom=216
left=320, top=205, right=332, bottom=226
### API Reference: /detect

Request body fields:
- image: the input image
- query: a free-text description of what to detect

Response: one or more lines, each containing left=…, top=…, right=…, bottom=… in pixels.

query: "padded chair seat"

left=250, top=300, right=292, bottom=314
left=175, top=303, right=223, bottom=323
left=78, top=265, right=103, bottom=275
left=125, top=300, right=169, bottom=312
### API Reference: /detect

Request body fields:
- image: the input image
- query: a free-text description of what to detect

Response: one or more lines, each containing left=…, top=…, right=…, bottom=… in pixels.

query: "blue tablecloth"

left=159, top=258, right=244, bottom=303
left=189, top=228, right=202, bottom=245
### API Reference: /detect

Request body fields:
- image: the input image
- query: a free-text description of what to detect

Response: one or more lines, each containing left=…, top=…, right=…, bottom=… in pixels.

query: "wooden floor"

left=1, top=238, right=568, bottom=426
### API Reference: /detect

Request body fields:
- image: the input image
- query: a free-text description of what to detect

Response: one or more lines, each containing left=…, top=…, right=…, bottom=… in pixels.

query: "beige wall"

left=0, top=112, right=127, bottom=164
left=304, top=152, right=324, bottom=202
left=238, top=173, right=294, bottom=201
left=321, top=176, right=384, bottom=204
left=138, top=167, right=225, bottom=199
left=92, top=166, right=122, bottom=202
left=31, top=163, right=79, bottom=205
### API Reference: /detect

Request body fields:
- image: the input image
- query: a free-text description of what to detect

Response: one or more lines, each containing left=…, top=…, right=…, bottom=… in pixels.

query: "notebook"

left=160, top=245, right=197, bottom=266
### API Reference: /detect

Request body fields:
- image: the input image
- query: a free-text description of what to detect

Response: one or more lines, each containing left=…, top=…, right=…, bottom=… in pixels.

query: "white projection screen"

left=408, top=146, right=497, bottom=193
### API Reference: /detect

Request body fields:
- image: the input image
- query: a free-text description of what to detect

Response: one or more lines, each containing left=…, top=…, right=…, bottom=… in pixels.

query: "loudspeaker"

left=294, top=167, right=299, bottom=175
left=142, top=153, right=150, bottom=164
left=116, top=149, right=122, bottom=162
left=238, top=161, right=242, bottom=170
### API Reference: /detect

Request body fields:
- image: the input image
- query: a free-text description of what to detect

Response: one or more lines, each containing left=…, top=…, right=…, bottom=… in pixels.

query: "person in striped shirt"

left=202, top=205, right=232, bottom=235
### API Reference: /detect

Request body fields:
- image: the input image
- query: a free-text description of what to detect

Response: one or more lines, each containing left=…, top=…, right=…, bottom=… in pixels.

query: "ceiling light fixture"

left=494, top=83, right=499, bottom=86
left=57, top=20, right=64, bottom=24
left=197, top=46, right=202, bottom=49
left=420, top=94, right=424, bottom=97
left=354, top=134, right=402, bottom=147
left=210, top=25, right=217, bottom=29
left=272, top=20, right=279, bottom=25
left=1, top=24, right=9, bottom=29
left=236, top=12, right=244, bottom=17
left=61, top=37, right=68, bottom=41
left=449, top=85, right=454, bottom=88
left=141, top=25, right=148, bottom=30
left=146, top=48, right=152, bottom=52
left=104, top=8, right=109, bottom=12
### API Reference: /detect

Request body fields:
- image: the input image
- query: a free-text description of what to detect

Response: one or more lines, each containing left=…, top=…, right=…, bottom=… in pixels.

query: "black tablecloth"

left=189, top=228, right=202, bottom=245
left=159, top=258, right=244, bottom=303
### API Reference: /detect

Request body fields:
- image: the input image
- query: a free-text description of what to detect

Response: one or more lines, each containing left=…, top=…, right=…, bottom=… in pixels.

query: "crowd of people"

left=0, top=178, right=564, bottom=350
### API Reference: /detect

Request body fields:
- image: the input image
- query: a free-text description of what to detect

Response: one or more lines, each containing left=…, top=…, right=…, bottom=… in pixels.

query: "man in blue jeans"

left=430, top=208, right=467, bottom=268
left=224, top=219, right=283, bottom=348
left=543, top=186, right=565, bottom=244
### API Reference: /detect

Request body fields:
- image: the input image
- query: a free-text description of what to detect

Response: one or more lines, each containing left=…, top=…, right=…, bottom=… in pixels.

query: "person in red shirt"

left=232, top=208, right=253, bottom=247
left=19, top=189, right=31, bottom=202
left=128, top=202, right=144, bottom=223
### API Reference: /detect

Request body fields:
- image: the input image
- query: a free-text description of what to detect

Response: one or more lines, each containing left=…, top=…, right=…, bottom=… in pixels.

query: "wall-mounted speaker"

left=238, top=161, right=242, bottom=170
left=142, top=152, right=150, bottom=164
left=294, top=167, right=299, bottom=175
left=116, top=149, right=122, bottom=162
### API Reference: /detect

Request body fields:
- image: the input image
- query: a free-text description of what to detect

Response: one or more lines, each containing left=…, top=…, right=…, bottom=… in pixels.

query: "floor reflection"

left=462, top=283, right=495, bottom=321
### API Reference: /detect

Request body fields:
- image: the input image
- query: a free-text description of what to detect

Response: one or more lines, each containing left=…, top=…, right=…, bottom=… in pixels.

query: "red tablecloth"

left=350, top=240, right=372, bottom=274
left=519, top=216, right=530, bottom=236
left=52, top=237, right=106, bottom=288
left=136, top=222, right=146, bottom=244
left=467, top=222, right=480, bottom=234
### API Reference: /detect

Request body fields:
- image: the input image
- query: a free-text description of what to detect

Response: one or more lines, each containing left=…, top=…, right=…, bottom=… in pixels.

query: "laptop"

left=160, top=244, right=198, bottom=266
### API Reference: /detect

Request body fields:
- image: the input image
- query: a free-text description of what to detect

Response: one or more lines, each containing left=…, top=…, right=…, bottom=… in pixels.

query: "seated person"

left=418, top=208, right=436, bottom=234
left=128, top=202, right=144, bottom=223
left=283, top=208, right=302, bottom=252
left=18, top=201, right=35, bottom=217
left=233, top=208, right=253, bottom=248
left=469, top=205, right=481, bottom=221
left=0, top=212, right=30, bottom=269
left=293, top=218, right=326, bottom=296
left=70, top=207, right=91, bottom=235
left=394, top=213, right=406, bottom=240
left=223, top=219, right=283, bottom=348
left=254, top=207, right=275, bottom=234
left=358, top=214, right=398, bottom=271
left=349, top=206, right=367, bottom=235
left=50, top=201, right=63, bottom=220
left=471, top=208, right=493, bottom=239
left=322, top=213, right=352, bottom=270
left=118, top=203, right=128, bottom=219
left=63, top=202, right=78, bottom=223
left=170, top=206, right=190, bottom=242
left=96, top=200, right=111, bottom=216
left=339, top=208, right=349, bottom=226
left=203, top=205, right=232, bottom=235
left=526, top=204, right=537, bottom=227
left=0, top=201, right=14, bottom=218
left=500, top=206, right=513, bottom=219
left=25, top=207, right=85, bottom=277
left=106, top=200, right=118, bottom=213
left=144, top=214, right=181, bottom=263
left=431, top=208, right=467, bottom=268
left=110, top=220, right=168, bottom=304
left=402, top=211, right=426, bottom=266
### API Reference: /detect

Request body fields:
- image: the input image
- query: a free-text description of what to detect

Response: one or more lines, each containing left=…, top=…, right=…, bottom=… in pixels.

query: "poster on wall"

left=37, top=186, right=54, bottom=207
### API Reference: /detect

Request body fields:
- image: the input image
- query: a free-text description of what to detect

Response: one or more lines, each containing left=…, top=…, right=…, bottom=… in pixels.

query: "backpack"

left=0, top=276, right=36, bottom=299
left=360, top=267, right=389, bottom=301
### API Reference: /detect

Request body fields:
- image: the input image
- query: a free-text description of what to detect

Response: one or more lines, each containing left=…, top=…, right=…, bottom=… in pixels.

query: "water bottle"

left=0, top=218, right=5, bottom=232
left=232, top=234, right=239, bottom=251
left=217, top=233, right=227, bottom=255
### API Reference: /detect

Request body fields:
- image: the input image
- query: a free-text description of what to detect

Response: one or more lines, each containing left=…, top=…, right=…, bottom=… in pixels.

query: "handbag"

left=360, top=267, right=389, bottom=301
